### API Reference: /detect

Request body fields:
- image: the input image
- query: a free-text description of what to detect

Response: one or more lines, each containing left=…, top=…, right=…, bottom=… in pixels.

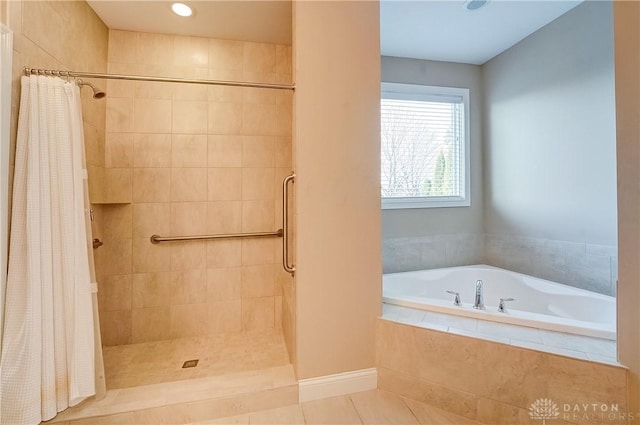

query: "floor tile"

left=249, top=404, right=305, bottom=424
left=194, top=413, right=249, bottom=424
left=349, top=390, right=419, bottom=425
left=103, top=329, right=290, bottom=389
left=302, top=395, right=363, bottom=425
left=403, top=398, right=482, bottom=425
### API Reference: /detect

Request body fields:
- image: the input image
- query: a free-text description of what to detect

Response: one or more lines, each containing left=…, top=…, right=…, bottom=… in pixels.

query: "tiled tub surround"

left=383, top=234, right=485, bottom=274
left=383, top=233, right=618, bottom=296
left=96, top=30, right=293, bottom=346
left=485, top=234, right=618, bottom=296
left=383, top=304, right=617, bottom=365
left=376, top=318, right=628, bottom=425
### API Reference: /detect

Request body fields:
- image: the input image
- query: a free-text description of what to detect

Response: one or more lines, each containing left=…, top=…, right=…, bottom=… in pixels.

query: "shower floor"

left=102, top=328, right=290, bottom=389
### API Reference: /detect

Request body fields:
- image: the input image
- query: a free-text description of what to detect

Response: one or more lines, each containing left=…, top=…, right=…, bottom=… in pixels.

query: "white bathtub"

left=383, top=265, right=616, bottom=340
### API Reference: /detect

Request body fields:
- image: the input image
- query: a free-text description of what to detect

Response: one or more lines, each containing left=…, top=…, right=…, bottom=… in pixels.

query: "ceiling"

left=86, top=1, right=292, bottom=45
left=380, top=0, right=583, bottom=65
left=87, top=0, right=583, bottom=65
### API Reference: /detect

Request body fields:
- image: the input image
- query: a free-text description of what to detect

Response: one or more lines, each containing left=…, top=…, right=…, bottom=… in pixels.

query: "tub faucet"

left=473, top=280, right=485, bottom=310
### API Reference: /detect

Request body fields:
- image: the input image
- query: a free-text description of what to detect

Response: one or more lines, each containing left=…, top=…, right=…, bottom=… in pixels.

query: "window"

left=381, top=82, right=470, bottom=209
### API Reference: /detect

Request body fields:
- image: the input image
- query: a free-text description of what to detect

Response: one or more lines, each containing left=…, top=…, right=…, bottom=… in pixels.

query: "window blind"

left=381, top=95, right=464, bottom=200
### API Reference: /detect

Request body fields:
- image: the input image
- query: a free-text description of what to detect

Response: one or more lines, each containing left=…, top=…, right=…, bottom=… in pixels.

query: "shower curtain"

left=0, top=75, right=96, bottom=425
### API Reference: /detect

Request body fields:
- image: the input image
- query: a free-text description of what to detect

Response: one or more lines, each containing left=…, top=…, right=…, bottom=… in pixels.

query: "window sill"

left=381, top=197, right=470, bottom=210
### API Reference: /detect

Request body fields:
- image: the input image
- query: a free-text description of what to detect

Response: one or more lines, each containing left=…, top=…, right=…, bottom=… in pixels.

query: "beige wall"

left=293, top=1, right=382, bottom=379
left=614, top=1, right=640, bottom=412
left=98, top=30, right=293, bottom=346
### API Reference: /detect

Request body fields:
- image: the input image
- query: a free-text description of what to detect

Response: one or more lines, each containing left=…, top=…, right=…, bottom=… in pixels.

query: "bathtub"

left=383, top=265, right=616, bottom=340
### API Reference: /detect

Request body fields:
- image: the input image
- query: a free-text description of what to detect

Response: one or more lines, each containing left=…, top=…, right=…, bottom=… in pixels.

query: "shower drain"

left=182, top=359, right=199, bottom=368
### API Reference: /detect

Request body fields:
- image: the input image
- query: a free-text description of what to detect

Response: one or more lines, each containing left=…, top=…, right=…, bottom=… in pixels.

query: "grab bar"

left=150, top=229, right=283, bottom=244
left=283, top=172, right=295, bottom=275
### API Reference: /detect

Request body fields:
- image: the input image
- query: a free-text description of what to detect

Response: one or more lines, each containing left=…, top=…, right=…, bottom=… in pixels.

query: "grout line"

left=398, top=395, right=423, bottom=425
left=346, top=393, right=365, bottom=425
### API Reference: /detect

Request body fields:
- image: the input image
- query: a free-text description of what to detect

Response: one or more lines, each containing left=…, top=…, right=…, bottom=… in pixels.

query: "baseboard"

left=298, top=368, right=378, bottom=402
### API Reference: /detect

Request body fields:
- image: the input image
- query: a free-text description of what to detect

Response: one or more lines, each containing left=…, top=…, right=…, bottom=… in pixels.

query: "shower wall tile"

left=131, top=272, right=172, bottom=309
left=102, top=238, right=133, bottom=276
left=241, top=264, right=276, bottom=299
left=170, top=168, right=207, bottom=201
left=171, top=269, right=207, bottom=305
left=208, top=168, right=242, bottom=201
left=132, top=203, right=170, bottom=238
left=108, top=30, right=137, bottom=64
left=208, top=102, right=243, bottom=134
left=132, top=168, right=171, bottom=203
left=101, top=310, right=132, bottom=346
left=275, top=137, right=293, bottom=168
left=208, top=39, right=244, bottom=72
left=243, top=103, right=277, bottom=136
left=208, top=135, right=242, bottom=167
left=207, top=201, right=242, bottom=234
left=170, top=243, right=207, bottom=273
left=208, top=300, right=242, bottom=334
left=169, top=202, right=207, bottom=235
left=103, top=167, right=132, bottom=203
left=132, top=238, right=170, bottom=273
left=133, top=134, right=172, bottom=168
left=170, top=303, right=208, bottom=338
left=172, top=100, right=208, bottom=134
left=207, top=267, right=242, bottom=302
left=242, top=136, right=275, bottom=167
left=105, top=133, right=134, bottom=168
left=242, top=239, right=276, bottom=265
left=133, top=98, right=172, bottom=133
left=102, top=274, right=132, bottom=312
left=132, top=307, right=170, bottom=343
left=171, top=134, right=208, bottom=167
left=102, top=30, right=292, bottom=345
left=242, top=168, right=275, bottom=200
left=275, top=45, right=293, bottom=84
left=243, top=297, right=276, bottom=331
left=207, top=240, right=243, bottom=268
left=242, top=200, right=274, bottom=233
left=136, top=32, right=173, bottom=66
left=172, top=36, right=209, bottom=68
left=106, top=98, right=134, bottom=132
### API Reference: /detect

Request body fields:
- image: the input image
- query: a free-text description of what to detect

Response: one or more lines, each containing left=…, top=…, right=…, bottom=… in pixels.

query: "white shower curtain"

left=0, top=75, right=96, bottom=425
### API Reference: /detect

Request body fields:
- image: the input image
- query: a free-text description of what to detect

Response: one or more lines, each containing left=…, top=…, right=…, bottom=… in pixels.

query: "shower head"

left=78, top=79, right=106, bottom=99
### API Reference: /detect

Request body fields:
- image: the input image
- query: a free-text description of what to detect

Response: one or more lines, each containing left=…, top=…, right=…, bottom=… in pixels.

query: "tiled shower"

left=94, top=30, right=293, bottom=349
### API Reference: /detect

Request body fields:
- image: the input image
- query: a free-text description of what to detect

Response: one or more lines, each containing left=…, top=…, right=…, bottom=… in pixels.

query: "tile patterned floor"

left=189, top=390, right=483, bottom=425
left=103, top=329, right=290, bottom=389
left=383, top=303, right=619, bottom=365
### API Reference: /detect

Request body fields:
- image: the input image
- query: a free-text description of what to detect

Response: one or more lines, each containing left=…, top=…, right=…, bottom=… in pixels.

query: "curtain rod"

left=23, top=67, right=295, bottom=91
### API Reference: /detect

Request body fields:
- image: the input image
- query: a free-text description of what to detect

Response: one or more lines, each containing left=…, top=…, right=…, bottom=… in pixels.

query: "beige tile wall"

left=376, top=319, right=629, bottom=425
left=98, top=30, right=293, bottom=346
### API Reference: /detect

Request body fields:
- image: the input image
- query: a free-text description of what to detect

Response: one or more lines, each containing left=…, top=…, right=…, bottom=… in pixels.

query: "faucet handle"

left=498, top=297, right=515, bottom=313
left=446, top=290, right=462, bottom=307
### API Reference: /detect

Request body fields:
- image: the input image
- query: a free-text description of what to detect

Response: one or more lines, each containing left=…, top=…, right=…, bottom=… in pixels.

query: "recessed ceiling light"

left=171, top=3, right=192, bottom=17
left=465, top=0, right=489, bottom=11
